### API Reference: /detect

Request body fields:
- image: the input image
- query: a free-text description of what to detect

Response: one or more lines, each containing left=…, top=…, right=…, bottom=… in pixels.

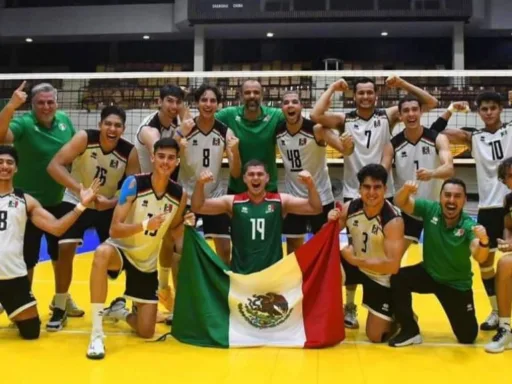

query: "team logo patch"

left=58, top=123, right=67, bottom=131
left=401, top=151, right=407, bottom=158
left=163, top=203, right=172, bottom=213
left=238, top=293, right=292, bottom=329
left=110, top=159, right=119, bottom=168
left=241, top=206, right=248, bottom=213
left=91, top=152, right=97, bottom=159
left=142, top=200, right=148, bottom=207
left=8, top=200, right=18, bottom=208
left=212, top=138, right=221, bottom=146
left=422, top=146, right=430, bottom=155
left=266, top=204, right=274, bottom=213
left=298, top=138, right=307, bottom=146
left=431, top=217, right=438, bottom=225
left=454, top=228, right=465, bottom=237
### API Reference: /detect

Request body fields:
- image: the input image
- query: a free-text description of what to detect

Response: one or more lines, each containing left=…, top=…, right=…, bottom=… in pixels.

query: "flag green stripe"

left=171, top=227, right=230, bottom=347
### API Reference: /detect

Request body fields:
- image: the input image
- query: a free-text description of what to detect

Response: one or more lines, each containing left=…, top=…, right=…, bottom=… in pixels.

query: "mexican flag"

left=171, top=221, right=345, bottom=348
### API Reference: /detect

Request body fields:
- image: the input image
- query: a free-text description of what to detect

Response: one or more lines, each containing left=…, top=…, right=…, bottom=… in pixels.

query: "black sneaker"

left=46, top=308, right=67, bottom=332
left=388, top=328, right=422, bottom=347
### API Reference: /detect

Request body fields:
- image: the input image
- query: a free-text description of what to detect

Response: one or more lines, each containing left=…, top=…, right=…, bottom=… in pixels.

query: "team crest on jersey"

left=8, top=200, right=18, bottom=208
left=454, top=228, right=465, bottom=237
left=90, top=152, right=97, bottom=159
left=422, top=146, right=430, bottom=155
left=192, top=139, right=198, bottom=146
left=374, top=119, right=381, bottom=128
left=212, top=138, right=221, bottom=146
left=431, top=216, right=439, bottom=225
left=142, top=200, right=148, bottom=207
left=353, top=219, right=359, bottom=227
left=280, top=140, right=286, bottom=146
left=298, top=138, right=307, bottom=146
left=110, top=159, right=119, bottom=168
left=266, top=204, right=275, bottom=213
left=58, top=123, right=67, bottom=131
left=241, top=206, right=248, bottom=214
left=238, top=293, right=292, bottom=329
left=372, top=224, right=379, bottom=234
left=163, top=203, right=172, bottom=213
left=401, top=151, right=407, bottom=158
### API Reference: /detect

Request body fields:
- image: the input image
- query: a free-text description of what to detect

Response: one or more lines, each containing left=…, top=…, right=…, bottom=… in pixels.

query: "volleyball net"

left=1, top=70, right=512, bottom=161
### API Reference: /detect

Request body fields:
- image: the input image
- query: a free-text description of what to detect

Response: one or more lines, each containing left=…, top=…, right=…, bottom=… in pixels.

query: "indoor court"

left=1, top=230, right=509, bottom=384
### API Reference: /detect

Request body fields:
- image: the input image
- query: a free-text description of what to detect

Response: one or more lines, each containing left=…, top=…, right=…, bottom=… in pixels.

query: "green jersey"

left=10, top=111, right=75, bottom=206
left=413, top=199, right=476, bottom=291
left=215, top=106, right=284, bottom=193
left=230, top=192, right=283, bottom=274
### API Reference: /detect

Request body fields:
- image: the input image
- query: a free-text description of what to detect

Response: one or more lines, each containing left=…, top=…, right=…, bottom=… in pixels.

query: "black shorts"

left=477, top=207, right=505, bottom=251
left=59, top=202, right=114, bottom=248
left=23, top=203, right=68, bottom=269
left=201, top=213, right=231, bottom=238
left=107, top=247, right=158, bottom=304
left=342, top=258, right=392, bottom=321
left=0, top=275, right=37, bottom=319
left=283, top=202, right=335, bottom=237
left=402, top=213, right=423, bottom=243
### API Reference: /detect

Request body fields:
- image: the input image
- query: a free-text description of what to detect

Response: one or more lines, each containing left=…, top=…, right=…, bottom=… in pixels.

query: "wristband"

left=142, top=219, right=149, bottom=231
left=75, top=203, right=85, bottom=212
left=479, top=240, right=489, bottom=248
left=175, top=130, right=184, bottom=138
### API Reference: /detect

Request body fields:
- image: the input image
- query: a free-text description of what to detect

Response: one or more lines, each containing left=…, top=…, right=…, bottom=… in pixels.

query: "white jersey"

left=63, top=130, right=133, bottom=207
left=346, top=198, right=401, bottom=287
left=106, top=174, right=182, bottom=273
left=392, top=128, right=442, bottom=209
left=135, top=111, right=178, bottom=173
left=471, top=123, right=512, bottom=209
left=178, top=118, right=227, bottom=204
left=343, top=109, right=394, bottom=199
left=0, top=189, right=28, bottom=280
left=276, top=118, right=334, bottom=205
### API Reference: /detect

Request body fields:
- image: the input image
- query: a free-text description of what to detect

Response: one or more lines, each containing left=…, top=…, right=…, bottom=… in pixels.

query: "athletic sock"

left=346, top=288, right=356, bottom=306
left=499, top=318, right=511, bottom=332
left=54, top=293, right=68, bottom=311
left=158, top=267, right=172, bottom=290
left=91, top=303, right=104, bottom=336
left=489, top=295, right=498, bottom=312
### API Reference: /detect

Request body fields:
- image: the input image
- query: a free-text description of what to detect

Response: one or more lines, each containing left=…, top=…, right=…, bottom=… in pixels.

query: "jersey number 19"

left=250, top=218, right=265, bottom=240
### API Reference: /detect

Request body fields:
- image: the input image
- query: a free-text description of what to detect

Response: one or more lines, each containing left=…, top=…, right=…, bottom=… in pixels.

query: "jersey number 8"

left=0, top=210, right=7, bottom=231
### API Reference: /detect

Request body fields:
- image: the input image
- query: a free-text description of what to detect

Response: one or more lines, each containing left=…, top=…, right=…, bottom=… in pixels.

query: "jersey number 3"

left=250, top=218, right=265, bottom=240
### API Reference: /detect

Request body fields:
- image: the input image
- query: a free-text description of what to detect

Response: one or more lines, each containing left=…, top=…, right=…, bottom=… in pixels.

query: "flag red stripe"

left=295, top=221, right=345, bottom=348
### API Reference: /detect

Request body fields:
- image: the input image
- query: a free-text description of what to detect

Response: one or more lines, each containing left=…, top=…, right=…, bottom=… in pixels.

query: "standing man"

left=277, top=90, right=353, bottom=254
left=442, top=91, right=512, bottom=331
left=310, top=76, right=438, bottom=329
left=327, top=164, right=405, bottom=343
left=134, top=84, right=192, bottom=313
left=0, top=82, right=80, bottom=317
left=390, top=179, right=489, bottom=347
left=381, top=95, right=454, bottom=248
left=191, top=160, right=322, bottom=274
left=178, top=84, right=241, bottom=264
left=86, top=138, right=193, bottom=360
left=0, top=145, right=99, bottom=340
left=485, top=157, right=512, bottom=353
left=46, top=106, right=140, bottom=331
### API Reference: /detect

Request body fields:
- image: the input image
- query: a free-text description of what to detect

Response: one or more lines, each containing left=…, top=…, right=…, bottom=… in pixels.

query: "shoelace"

left=492, top=327, right=509, bottom=342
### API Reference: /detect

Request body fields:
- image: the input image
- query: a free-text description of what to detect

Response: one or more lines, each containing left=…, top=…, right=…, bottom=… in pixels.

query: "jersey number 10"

left=250, top=218, right=265, bottom=240
left=489, top=140, right=504, bottom=161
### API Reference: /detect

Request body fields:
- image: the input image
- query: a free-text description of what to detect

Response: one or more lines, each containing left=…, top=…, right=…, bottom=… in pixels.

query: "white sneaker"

left=480, top=311, right=499, bottom=331
left=86, top=333, right=106, bottom=360
left=344, top=303, right=359, bottom=329
left=49, top=296, right=85, bottom=318
left=485, top=327, right=512, bottom=353
left=103, top=297, right=129, bottom=322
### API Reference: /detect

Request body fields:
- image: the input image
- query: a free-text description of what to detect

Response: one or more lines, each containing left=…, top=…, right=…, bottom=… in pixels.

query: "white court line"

left=0, top=327, right=492, bottom=348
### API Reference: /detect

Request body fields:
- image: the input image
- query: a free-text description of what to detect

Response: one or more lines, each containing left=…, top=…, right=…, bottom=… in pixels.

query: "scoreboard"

left=188, top=0, right=472, bottom=23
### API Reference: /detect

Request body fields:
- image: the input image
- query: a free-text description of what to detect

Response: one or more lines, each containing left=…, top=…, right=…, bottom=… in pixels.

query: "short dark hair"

left=353, top=77, right=376, bottom=93
left=498, top=157, right=512, bottom=184
left=441, top=178, right=467, bottom=195
left=476, top=91, right=502, bottom=108
left=194, top=83, right=222, bottom=103
left=160, top=84, right=184, bottom=101
left=243, top=159, right=267, bottom=174
left=153, top=137, right=180, bottom=155
left=398, top=95, right=422, bottom=113
left=0, top=145, right=18, bottom=165
left=100, top=105, right=126, bottom=125
left=357, top=163, right=388, bottom=185
left=281, top=90, right=301, bottom=103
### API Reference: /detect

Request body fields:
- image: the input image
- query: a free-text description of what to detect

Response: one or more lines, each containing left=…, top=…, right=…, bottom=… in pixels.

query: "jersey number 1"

left=250, top=218, right=265, bottom=240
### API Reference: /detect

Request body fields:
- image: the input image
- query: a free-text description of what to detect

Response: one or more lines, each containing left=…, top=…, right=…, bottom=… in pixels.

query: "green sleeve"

left=215, top=107, right=231, bottom=126
left=412, top=198, right=434, bottom=220
left=465, top=217, right=477, bottom=242
left=9, top=115, right=26, bottom=141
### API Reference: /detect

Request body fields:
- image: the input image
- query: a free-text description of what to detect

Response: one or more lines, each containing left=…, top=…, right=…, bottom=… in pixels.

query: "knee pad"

left=16, top=317, right=41, bottom=340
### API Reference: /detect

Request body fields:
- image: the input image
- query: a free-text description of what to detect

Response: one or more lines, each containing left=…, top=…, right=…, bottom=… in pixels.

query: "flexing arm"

left=125, top=147, right=141, bottom=176
left=386, top=76, right=438, bottom=127
left=0, top=81, right=27, bottom=143
left=191, top=170, right=234, bottom=215
left=26, top=180, right=100, bottom=236
left=226, top=130, right=242, bottom=178
left=46, top=130, right=88, bottom=195
left=432, top=134, right=454, bottom=179
left=381, top=142, right=394, bottom=173
left=344, top=217, right=405, bottom=275
left=313, top=124, right=354, bottom=156
left=393, top=181, right=418, bottom=216
left=281, top=171, right=322, bottom=216
left=471, top=225, right=490, bottom=263
left=441, top=128, right=472, bottom=147
left=138, top=126, right=161, bottom=156
left=310, top=80, right=347, bottom=129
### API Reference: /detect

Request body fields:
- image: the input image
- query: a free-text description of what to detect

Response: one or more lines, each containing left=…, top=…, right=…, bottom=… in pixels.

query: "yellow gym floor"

left=1, top=243, right=510, bottom=384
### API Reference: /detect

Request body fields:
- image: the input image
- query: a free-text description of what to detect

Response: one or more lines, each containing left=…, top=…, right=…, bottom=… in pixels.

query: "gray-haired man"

left=0, top=82, right=82, bottom=317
